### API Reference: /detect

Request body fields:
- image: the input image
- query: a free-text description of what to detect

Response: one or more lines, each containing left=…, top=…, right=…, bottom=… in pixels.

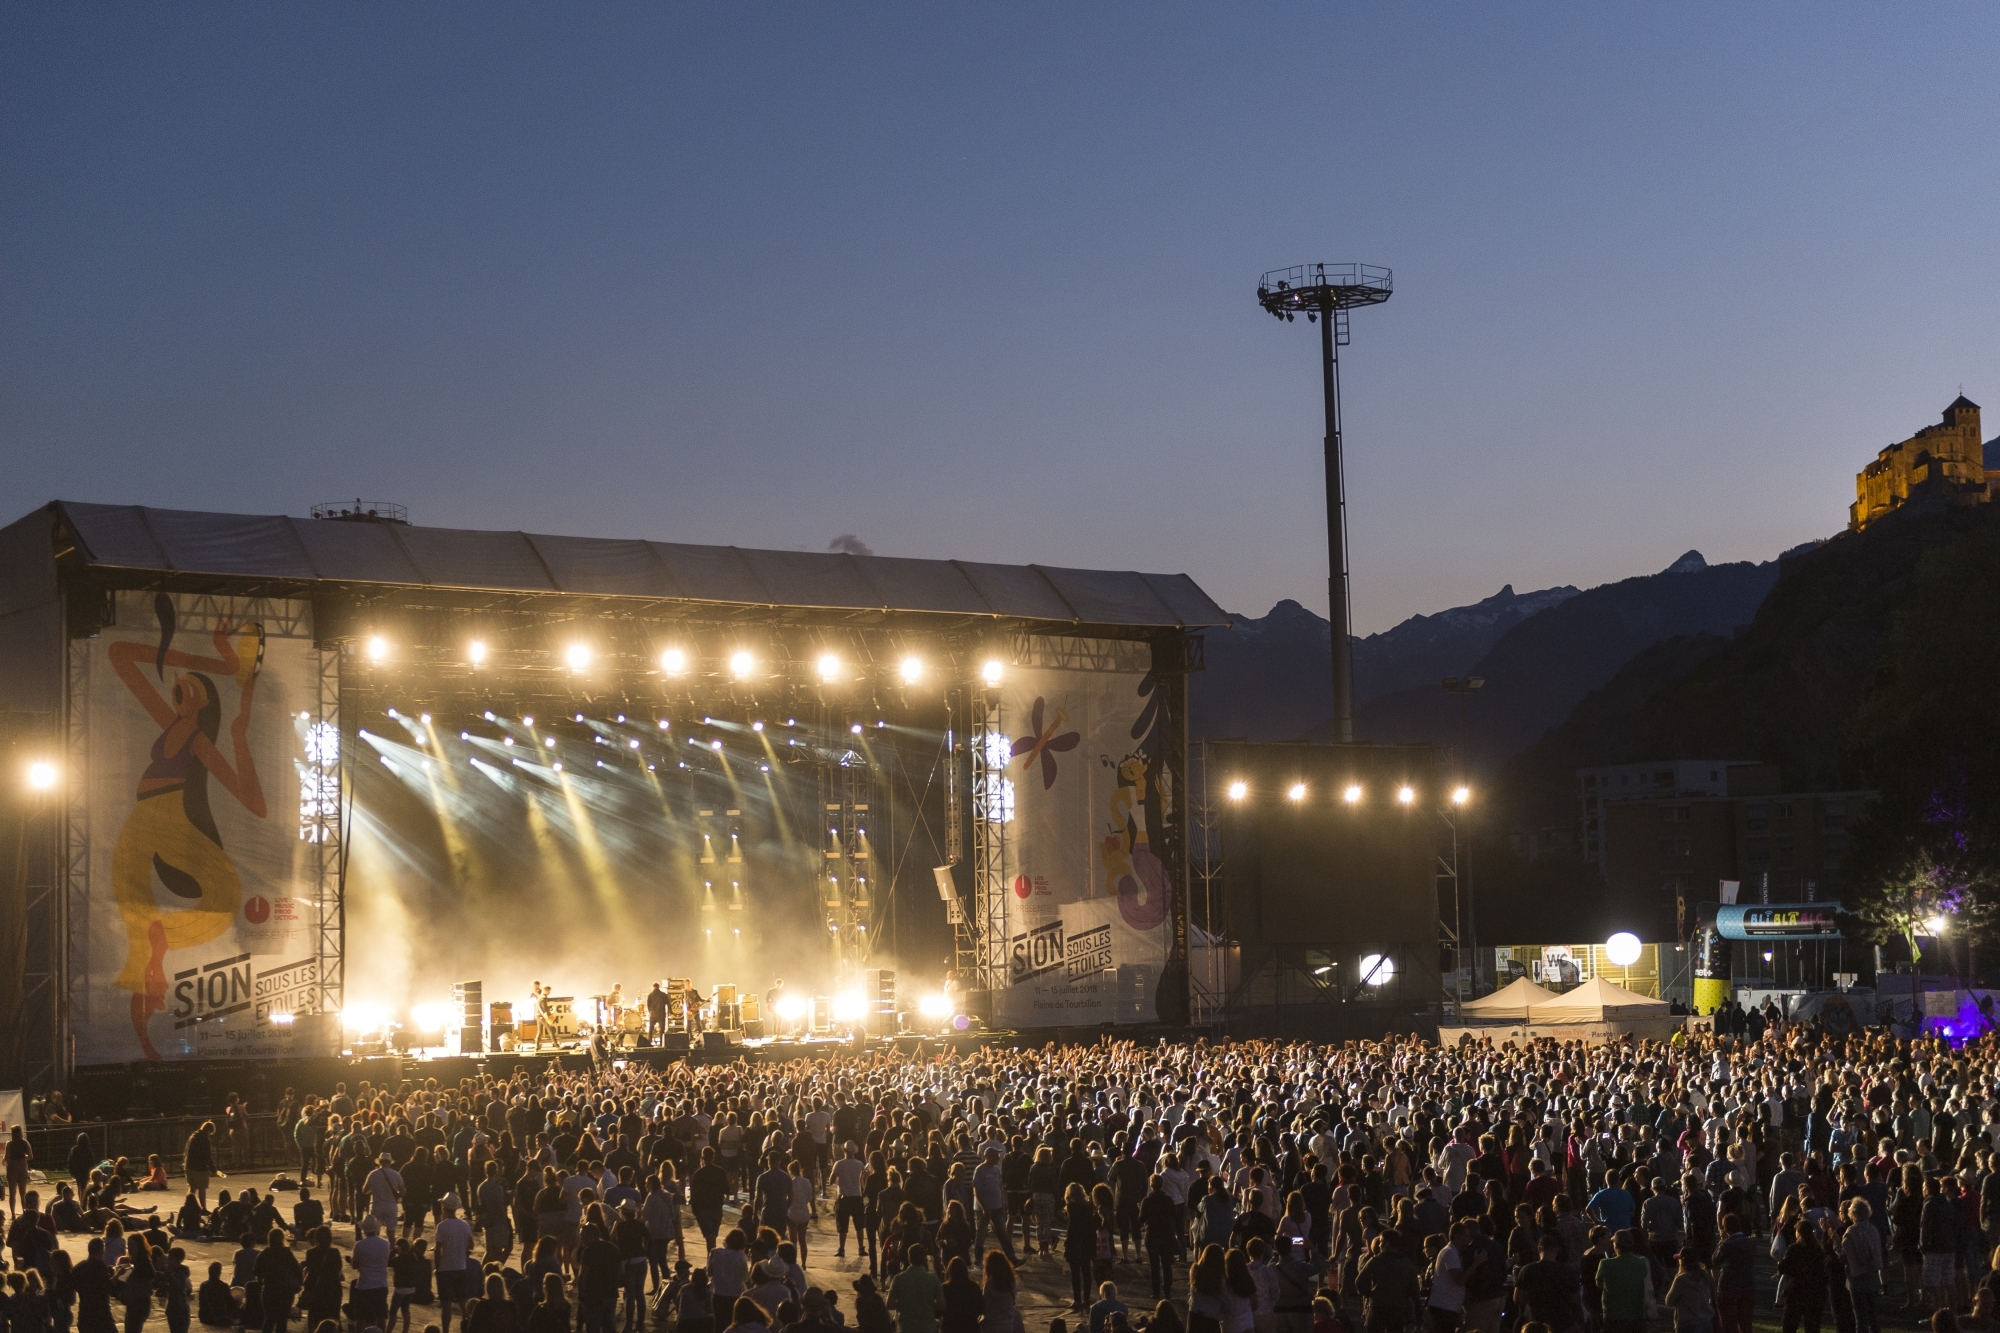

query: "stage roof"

left=40, top=502, right=1229, bottom=631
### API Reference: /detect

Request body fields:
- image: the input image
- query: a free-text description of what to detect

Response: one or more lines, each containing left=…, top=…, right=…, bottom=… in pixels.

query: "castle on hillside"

left=1849, top=395, right=1988, bottom=531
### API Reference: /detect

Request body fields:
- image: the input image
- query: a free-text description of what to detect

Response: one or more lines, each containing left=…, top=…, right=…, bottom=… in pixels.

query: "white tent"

left=1459, top=976, right=1559, bottom=1021
left=1527, top=976, right=1670, bottom=1023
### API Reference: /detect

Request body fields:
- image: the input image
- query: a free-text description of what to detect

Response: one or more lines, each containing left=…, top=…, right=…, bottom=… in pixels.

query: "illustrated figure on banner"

left=1099, top=752, right=1168, bottom=929
left=108, top=597, right=267, bottom=1060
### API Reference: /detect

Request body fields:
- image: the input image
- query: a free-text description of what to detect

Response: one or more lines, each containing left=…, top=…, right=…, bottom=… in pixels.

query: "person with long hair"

left=7, top=1126, right=34, bottom=1214
left=1063, top=1184, right=1101, bottom=1313
left=1189, top=1246, right=1227, bottom=1333
left=978, top=1251, right=1018, bottom=1333
left=1221, top=1249, right=1257, bottom=1333
left=106, top=613, right=266, bottom=1061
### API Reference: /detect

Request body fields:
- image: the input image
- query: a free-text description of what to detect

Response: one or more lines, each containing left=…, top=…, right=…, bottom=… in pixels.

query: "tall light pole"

left=1258, top=263, right=1392, bottom=742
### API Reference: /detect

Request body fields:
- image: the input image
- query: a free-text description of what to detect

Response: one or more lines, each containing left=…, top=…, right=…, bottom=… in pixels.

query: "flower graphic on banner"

left=1012, top=697, right=1080, bottom=790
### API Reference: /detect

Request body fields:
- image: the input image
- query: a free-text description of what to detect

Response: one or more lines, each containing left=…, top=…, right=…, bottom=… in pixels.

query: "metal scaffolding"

left=969, top=688, right=1010, bottom=994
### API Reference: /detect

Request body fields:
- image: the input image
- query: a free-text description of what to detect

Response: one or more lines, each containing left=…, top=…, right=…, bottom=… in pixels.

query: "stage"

left=0, top=500, right=1222, bottom=1095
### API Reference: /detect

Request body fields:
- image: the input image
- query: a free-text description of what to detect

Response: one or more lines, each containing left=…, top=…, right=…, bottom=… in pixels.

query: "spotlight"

left=1226, top=780, right=1247, bottom=801
left=522, top=716, right=534, bottom=728
left=900, top=656, right=923, bottom=684
left=657, top=719, right=670, bottom=730
left=1396, top=785, right=1415, bottom=805
left=628, top=738, right=640, bottom=749
left=544, top=737, right=556, bottom=748
left=27, top=761, right=58, bottom=791
left=552, top=761, right=563, bottom=772
left=1287, top=783, right=1306, bottom=802
left=1926, top=914, right=1949, bottom=935
left=981, top=659, right=1004, bottom=687
left=850, top=723, right=863, bottom=735
left=575, top=713, right=584, bottom=722
left=267, top=1011, right=296, bottom=1026
left=504, top=737, right=515, bottom=747
left=817, top=653, right=841, bottom=683
left=1359, top=954, right=1396, bottom=986
left=1343, top=784, right=1362, bottom=804
left=483, top=711, right=495, bottom=721
left=565, top=644, right=591, bottom=671
left=752, top=721, right=765, bottom=732
left=729, top=650, right=754, bottom=679
left=468, top=640, right=488, bottom=666
left=760, top=764, right=769, bottom=772
left=366, top=636, right=388, bottom=662
left=1605, top=932, right=1643, bottom=967
left=832, top=991, right=866, bottom=1022
left=616, top=714, right=625, bottom=723
left=711, top=740, right=723, bottom=751
left=775, top=995, right=809, bottom=1023
left=1452, top=786, right=1471, bottom=806
left=661, top=648, right=688, bottom=676
left=419, top=713, right=431, bottom=726
left=460, top=732, right=470, bottom=741
left=918, top=993, right=952, bottom=1020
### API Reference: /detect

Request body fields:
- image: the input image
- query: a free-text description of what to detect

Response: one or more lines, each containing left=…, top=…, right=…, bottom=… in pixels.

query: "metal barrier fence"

left=21, top=1113, right=292, bottom=1179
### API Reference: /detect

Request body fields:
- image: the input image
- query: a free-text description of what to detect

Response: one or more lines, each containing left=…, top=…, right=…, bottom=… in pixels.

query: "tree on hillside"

left=1842, top=523, right=2000, bottom=964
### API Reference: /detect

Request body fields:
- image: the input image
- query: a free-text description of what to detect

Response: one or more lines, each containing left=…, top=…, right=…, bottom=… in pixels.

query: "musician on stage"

left=532, top=981, right=553, bottom=1051
left=645, top=982, right=668, bottom=1042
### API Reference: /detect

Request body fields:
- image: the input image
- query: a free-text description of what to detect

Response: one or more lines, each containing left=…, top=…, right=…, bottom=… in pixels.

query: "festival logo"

left=1012, top=697, right=1080, bottom=790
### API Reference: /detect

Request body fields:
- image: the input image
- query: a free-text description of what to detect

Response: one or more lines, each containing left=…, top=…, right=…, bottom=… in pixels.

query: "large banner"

left=991, top=643, right=1176, bottom=1027
left=73, top=593, right=332, bottom=1064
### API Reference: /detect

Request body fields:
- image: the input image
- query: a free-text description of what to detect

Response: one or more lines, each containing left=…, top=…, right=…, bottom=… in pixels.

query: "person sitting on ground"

left=197, top=1260, right=239, bottom=1328
left=293, top=1185, right=326, bottom=1237
left=1090, top=1283, right=1129, bottom=1333
left=51, top=1182, right=88, bottom=1232
left=139, top=1155, right=172, bottom=1191
left=173, top=1190, right=211, bottom=1239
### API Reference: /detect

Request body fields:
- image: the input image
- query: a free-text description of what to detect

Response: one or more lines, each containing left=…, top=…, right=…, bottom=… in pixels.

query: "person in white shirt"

left=350, top=1215, right=393, bottom=1329
left=432, top=1196, right=475, bottom=1333
left=363, top=1153, right=405, bottom=1235
left=830, top=1142, right=868, bottom=1259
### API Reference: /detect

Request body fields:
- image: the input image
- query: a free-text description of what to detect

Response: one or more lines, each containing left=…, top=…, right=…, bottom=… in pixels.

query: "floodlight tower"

left=1257, top=263, right=1392, bottom=743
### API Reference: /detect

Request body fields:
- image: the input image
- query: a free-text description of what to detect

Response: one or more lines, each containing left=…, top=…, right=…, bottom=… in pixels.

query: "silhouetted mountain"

left=1346, top=550, right=1780, bottom=773
left=1496, top=504, right=2000, bottom=827
left=1190, top=582, right=1577, bottom=742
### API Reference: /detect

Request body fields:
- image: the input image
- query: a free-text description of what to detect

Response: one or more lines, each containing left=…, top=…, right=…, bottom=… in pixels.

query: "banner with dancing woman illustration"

left=73, top=592, right=328, bottom=1065
left=990, top=642, right=1177, bottom=1027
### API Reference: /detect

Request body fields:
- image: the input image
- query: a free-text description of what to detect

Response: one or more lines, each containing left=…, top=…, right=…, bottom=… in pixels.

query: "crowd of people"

left=3, top=1025, right=2000, bottom=1333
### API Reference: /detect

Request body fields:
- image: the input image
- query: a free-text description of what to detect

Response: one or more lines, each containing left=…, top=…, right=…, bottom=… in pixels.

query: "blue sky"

left=5, top=5, right=1998, bottom=632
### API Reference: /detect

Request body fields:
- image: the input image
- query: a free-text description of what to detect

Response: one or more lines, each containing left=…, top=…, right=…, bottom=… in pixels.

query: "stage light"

left=628, top=738, right=640, bottom=749
left=1287, top=783, right=1306, bottom=802
left=900, top=656, right=923, bottom=684
left=832, top=991, right=866, bottom=1022
left=1226, top=781, right=1247, bottom=801
left=760, top=764, right=769, bottom=772
left=575, top=713, right=585, bottom=722
left=339, top=1003, right=389, bottom=1033
left=657, top=719, right=670, bottom=730
left=460, top=732, right=470, bottom=741
left=367, top=636, right=387, bottom=662
left=661, top=648, right=688, bottom=676
left=1605, top=932, right=1643, bottom=966
left=544, top=737, right=556, bottom=748
left=917, top=993, right=952, bottom=1020
left=1396, top=785, right=1415, bottom=805
left=850, top=723, right=863, bottom=735
left=1343, top=784, right=1362, bottom=804
left=504, top=737, right=515, bottom=747
left=267, top=1011, right=295, bottom=1026
left=419, top=713, right=431, bottom=726
left=468, top=640, right=487, bottom=666
left=27, top=761, right=58, bottom=791
left=786, top=718, right=795, bottom=727
left=981, top=659, right=1004, bottom=686
left=552, top=761, right=563, bottom=772
left=752, top=721, right=765, bottom=732
left=522, top=715, right=534, bottom=727
left=616, top=714, right=625, bottom=723
left=775, top=995, right=809, bottom=1023
left=411, top=1003, right=453, bottom=1032
left=1452, top=786, right=1471, bottom=806
left=876, top=720, right=885, bottom=728
left=817, top=653, right=841, bottom=682
left=711, top=740, right=723, bottom=751
left=729, top=650, right=754, bottom=679
left=483, top=711, right=495, bottom=721
left=1359, top=954, right=1396, bottom=986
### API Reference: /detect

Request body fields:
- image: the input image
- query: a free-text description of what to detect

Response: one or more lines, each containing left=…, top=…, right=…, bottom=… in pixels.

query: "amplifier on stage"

left=453, top=980, right=483, bottom=1055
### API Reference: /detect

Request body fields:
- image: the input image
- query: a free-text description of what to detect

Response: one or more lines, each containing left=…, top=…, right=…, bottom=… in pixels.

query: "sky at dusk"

left=5, top=5, right=1999, bottom=633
